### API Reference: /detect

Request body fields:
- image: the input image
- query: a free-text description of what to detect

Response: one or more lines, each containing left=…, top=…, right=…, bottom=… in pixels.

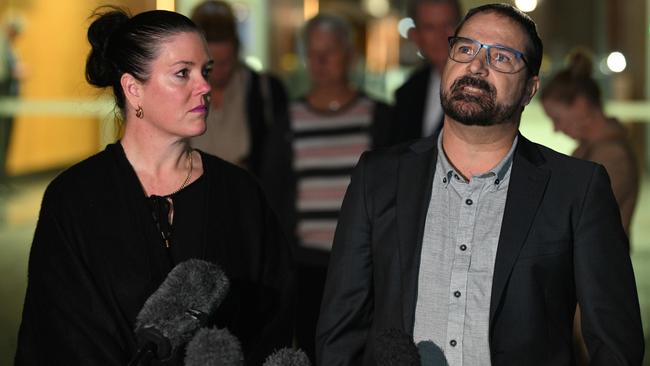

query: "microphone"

left=263, top=348, right=311, bottom=366
left=184, top=327, right=244, bottom=366
left=374, top=328, right=421, bottom=366
left=129, top=259, right=230, bottom=365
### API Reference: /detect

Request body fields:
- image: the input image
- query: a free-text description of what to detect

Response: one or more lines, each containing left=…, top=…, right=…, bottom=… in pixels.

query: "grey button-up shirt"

left=413, top=131, right=517, bottom=366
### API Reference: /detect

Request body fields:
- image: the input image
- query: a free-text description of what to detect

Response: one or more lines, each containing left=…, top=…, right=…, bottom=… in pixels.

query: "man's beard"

left=441, top=75, right=523, bottom=126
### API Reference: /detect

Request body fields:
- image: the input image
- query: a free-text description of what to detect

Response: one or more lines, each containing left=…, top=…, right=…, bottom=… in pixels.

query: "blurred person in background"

left=16, top=8, right=292, bottom=365
left=541, top=51, right=640, bottom=366
left=189, top=1, right=294, bottom=235
left=0, top=19, right=22, bottom=183
left=390, top=0, right=462, bottom=145
left=290, top=13, right=391, bottom=362
left=541, top=51, right=639, bottom=236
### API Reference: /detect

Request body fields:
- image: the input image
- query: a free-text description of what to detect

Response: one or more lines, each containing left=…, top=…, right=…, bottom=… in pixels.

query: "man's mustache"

left=450, top=75, right=495, bottom=96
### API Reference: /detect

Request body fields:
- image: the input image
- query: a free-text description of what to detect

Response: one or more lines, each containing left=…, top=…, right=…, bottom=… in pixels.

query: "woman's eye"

left=175, top=69, right=189, bottom=78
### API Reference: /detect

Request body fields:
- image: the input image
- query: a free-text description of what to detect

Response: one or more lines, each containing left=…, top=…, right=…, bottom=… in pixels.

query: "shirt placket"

left=445, top=177, right=481, bottom=365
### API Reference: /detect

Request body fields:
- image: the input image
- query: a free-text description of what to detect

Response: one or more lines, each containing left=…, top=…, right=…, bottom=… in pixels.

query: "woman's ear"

left=120, top=73, right=143, bottom=111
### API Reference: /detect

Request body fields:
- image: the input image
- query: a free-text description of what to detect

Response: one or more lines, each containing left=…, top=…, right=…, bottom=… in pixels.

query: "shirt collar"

left=436, top=129, right=518, bottom=186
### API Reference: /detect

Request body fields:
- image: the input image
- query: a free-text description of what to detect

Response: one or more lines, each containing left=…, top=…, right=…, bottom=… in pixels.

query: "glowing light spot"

left=515, top=0, right=538, bottom=12
left=606, top=52, right=627, bottom=73
left=398, top=17, right=414, bottom=39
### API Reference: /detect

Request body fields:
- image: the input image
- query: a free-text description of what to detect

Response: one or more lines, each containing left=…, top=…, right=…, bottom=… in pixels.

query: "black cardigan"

left=15, top=143, right=293, bottom=365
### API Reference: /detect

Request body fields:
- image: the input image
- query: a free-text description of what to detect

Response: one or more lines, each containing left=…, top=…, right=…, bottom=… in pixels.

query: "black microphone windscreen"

left=374, top=328, right=421, bottom=366
left=184, top=327, right=243, bottom=366
left=263, top=348, right=311, bottom=366
left=135, top=259, right=230, bottom=358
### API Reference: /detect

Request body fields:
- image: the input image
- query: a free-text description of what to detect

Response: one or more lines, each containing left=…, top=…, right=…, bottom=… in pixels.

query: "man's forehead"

left=457, top=12, right=526, bottom=50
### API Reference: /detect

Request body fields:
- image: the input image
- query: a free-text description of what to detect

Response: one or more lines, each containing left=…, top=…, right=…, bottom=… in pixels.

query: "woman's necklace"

left=168, top=149, right=193, bottom=196
left=150, top=149, right=194, bottom=248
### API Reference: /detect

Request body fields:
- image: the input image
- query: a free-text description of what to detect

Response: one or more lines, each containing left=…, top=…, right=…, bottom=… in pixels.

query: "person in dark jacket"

left=391, top=0, right=461, bottom=144
left=189, top=1, right=294, bottom=233
left=16, top=7, right=292, bottom=365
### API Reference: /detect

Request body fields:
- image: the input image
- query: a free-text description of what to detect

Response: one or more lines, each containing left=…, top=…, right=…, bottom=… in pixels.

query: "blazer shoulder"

left=519, top=137, right=603, bottom=185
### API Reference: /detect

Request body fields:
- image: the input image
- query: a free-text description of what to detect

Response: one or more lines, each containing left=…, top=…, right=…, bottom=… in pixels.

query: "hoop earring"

left=135, top=105, right=144, bottom=119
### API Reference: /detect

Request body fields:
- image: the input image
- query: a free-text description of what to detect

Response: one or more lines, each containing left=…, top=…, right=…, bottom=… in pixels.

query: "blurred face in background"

left=542, top=96, right=589, bottom=141
left=306, top=27, right=353, bottom=89
left=409, top=2, right=459, bottom=70
left=207, top=40, right=238, bottom=89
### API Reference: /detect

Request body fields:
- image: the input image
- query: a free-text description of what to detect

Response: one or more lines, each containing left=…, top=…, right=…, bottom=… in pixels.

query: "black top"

left=15, top=143, right=293, bottom=366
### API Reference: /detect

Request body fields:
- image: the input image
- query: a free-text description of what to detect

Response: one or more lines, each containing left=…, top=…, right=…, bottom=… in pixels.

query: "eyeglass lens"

left=449, top=37, right=524, bottom=73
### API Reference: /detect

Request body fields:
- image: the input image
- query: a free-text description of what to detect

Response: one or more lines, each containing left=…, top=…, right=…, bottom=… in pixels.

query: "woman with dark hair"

left=15, top=8, right=292, bottom=365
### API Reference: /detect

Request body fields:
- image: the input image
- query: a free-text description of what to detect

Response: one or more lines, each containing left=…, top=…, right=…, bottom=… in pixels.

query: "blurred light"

left=364, top=0, right=390, bottom=18
left=515, top=0, right=538, bottom=12
left=156, top=0, right=175, bottom=11
left=245, top=56, right=264, bottom=72
left=398, top=17, right=415, bottom=39
left=304, top=0, right=319, bottom=20
left=606, top=51, right=627, bottom=73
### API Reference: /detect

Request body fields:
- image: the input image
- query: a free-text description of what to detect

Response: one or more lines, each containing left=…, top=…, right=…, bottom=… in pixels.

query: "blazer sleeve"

left=573, top=164, right=645, bottom=365
left=15, top=185, right=127, bottom=366
left=316, top=153, right=374, bottom=366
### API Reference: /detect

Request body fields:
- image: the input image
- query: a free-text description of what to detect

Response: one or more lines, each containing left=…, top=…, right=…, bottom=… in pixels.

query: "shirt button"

left=465, top=198, right=473, bottom=205
left=495, top=178, right=500, bottom=185
left=460, top=244, right=467, bottom=251
left=442, top=177, right=447, bottom=183
left=454, top=291, right=461, bottom=298
left=450, top=339, right=457, bottom=347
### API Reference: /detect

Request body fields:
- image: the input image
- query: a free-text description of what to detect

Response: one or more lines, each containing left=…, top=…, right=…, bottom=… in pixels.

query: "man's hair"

left=455, top=3, right=543, bottom=77
left=190, top=0, right=240, bottom=51
left=407, top=0, right=462, bottom=25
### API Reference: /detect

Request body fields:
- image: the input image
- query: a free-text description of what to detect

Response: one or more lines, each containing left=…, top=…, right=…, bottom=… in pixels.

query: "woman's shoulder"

left=44, top=144, right=118, bottom=204
left=198, top=150, right=261, bottom=189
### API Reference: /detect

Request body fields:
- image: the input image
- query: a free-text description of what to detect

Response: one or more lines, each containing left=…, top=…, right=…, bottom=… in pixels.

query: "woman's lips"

left=190, top=105, right=208, bottom=113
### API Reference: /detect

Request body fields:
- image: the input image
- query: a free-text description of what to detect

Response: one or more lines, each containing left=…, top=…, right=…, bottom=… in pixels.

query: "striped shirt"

left=291, top=96, right=375, bottom=251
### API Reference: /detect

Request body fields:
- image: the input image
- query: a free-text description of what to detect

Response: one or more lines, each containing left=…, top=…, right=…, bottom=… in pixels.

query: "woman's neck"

left=120, top=127, right=198, bottom=196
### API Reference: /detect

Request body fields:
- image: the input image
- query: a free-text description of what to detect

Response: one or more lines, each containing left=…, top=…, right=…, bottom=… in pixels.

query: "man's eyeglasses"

left=447, top=36, right=528, bottom=74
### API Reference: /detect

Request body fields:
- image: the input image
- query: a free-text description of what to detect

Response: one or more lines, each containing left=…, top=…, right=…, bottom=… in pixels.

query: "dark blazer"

left=391, top=64, right=438, bottom=144
left=316, top=134, right=644, bottom=365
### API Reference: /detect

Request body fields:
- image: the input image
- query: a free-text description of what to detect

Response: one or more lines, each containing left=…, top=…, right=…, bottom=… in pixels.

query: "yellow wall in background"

left=4, top=0, right=151, bottom=176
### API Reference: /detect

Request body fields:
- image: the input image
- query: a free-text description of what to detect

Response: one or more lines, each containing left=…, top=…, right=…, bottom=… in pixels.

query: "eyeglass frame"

left=447, top=36, right=529, bottom=74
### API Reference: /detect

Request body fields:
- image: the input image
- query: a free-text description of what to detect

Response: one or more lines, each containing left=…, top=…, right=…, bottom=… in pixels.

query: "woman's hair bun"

left=567, top=49, right=593, bottom=80
left=85, top=7, right=130, bottom=88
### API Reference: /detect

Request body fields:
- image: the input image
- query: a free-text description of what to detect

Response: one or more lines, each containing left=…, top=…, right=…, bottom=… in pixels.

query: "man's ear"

left=522, top=75, right=540, bottom=106
left=120, top=73, right=143, bottom=111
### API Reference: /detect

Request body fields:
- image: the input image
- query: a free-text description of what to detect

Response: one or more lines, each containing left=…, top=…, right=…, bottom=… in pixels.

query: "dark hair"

left=541, top=50, right=601, bottom=108
left=408, top=0, right=462, bottom=25
left=303, top=13, right=355, bottom=52
left=85, top=7, right=199, bottom=116
left=455, top=3, right=543, bottom=77
left=190, top=1, right=239, bottom=51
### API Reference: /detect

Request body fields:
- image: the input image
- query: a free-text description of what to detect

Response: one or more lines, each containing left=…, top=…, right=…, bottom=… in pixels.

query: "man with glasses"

left=316, top=4, right=644, bottom=366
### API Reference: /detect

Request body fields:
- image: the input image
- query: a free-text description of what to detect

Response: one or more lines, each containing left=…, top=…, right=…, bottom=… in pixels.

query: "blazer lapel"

left=397, top=137, right=437, bottom=333
left=489, top=136, right=550, bottom=326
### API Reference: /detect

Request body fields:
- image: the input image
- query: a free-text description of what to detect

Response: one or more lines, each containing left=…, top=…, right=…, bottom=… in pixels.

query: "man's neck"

left=441, top=118, right=518, bottom=180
